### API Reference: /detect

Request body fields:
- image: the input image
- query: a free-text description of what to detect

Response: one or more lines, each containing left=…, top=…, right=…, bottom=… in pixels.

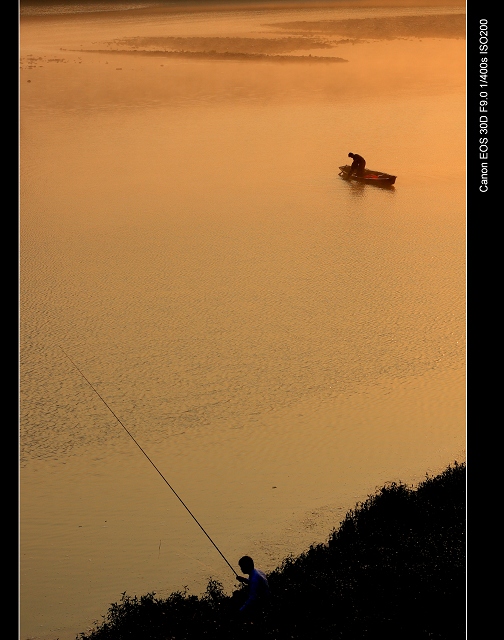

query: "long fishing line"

left=59, top=346, right=237, bottom=578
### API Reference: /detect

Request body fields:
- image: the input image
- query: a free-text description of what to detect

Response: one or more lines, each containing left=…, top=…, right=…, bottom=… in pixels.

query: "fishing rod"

left=59, top=346, right=238, bottom=578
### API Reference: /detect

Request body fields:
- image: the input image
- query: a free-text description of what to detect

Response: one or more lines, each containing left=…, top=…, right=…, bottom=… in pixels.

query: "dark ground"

left=77, top=461, right=465, bottom=640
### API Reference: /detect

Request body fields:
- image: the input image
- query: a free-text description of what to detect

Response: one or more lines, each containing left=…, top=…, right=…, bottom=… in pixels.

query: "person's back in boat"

left=347, top=152, right=366, bottom=177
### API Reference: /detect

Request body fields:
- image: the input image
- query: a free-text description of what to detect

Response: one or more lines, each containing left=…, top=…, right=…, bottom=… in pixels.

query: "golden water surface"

left=20, top=2, right=466, bottom=639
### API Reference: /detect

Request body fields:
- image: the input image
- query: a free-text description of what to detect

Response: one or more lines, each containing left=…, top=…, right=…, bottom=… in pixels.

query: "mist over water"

left=20, top=2, right=465, bottom=639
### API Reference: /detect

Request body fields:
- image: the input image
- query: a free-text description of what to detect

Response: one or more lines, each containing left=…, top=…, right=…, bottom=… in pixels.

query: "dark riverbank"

left=78, top=462, right=465, bottom=639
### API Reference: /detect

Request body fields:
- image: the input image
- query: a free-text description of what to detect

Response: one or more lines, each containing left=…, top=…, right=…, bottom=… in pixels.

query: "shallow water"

left=20, top=3, right=466, bottom=639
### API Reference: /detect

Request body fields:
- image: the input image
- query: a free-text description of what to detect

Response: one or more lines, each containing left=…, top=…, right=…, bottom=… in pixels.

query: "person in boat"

left=236, top=555, right=271, bottom=619
left=347, top=152, right=366, bottom=177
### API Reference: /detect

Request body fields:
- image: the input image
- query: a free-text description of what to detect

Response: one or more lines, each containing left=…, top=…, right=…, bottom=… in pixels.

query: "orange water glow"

left=20, top=2, right=465, bottom=639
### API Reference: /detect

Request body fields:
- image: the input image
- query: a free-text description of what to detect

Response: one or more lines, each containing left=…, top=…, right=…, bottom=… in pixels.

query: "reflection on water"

left=341, top=179, right=396, bottom=197
left=20, top=3, right=465, bottom=640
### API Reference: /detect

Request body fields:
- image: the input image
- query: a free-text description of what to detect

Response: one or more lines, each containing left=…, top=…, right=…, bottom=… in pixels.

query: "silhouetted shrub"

left=78, top=462, right=465, bottom=640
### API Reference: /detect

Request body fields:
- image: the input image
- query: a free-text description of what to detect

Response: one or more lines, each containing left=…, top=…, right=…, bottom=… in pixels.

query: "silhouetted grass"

left=78, top=462, right=465, bottom=640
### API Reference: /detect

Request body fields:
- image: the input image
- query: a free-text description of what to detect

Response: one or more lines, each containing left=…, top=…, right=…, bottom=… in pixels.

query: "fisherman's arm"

left=239, top=574, right=259, bottom=612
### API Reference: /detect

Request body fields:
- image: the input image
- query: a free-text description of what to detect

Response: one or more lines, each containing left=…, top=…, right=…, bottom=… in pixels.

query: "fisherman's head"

left=239, top=556, right=254, bottom=574
left=348, top=152, right=354, bottom=158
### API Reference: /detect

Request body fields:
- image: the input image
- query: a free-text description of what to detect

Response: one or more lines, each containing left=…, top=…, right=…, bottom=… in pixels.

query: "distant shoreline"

left=19, top=0, right=467, bottom=15
left=69, top=48, right=349, bottom=61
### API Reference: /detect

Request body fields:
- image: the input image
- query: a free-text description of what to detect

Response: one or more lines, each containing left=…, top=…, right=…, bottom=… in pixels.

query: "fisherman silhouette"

left=233, top=555, right=271, bottom=632
left=347, top=152, right=366, bottom=177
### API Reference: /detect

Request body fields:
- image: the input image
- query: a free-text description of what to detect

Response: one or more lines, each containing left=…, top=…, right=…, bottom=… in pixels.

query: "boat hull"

left=339, top=165, right=396, bottom=186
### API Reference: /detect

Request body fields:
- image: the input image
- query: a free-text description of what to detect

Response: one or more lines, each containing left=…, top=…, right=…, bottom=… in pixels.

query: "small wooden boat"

left=339, top=165, right=396, bottom=186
